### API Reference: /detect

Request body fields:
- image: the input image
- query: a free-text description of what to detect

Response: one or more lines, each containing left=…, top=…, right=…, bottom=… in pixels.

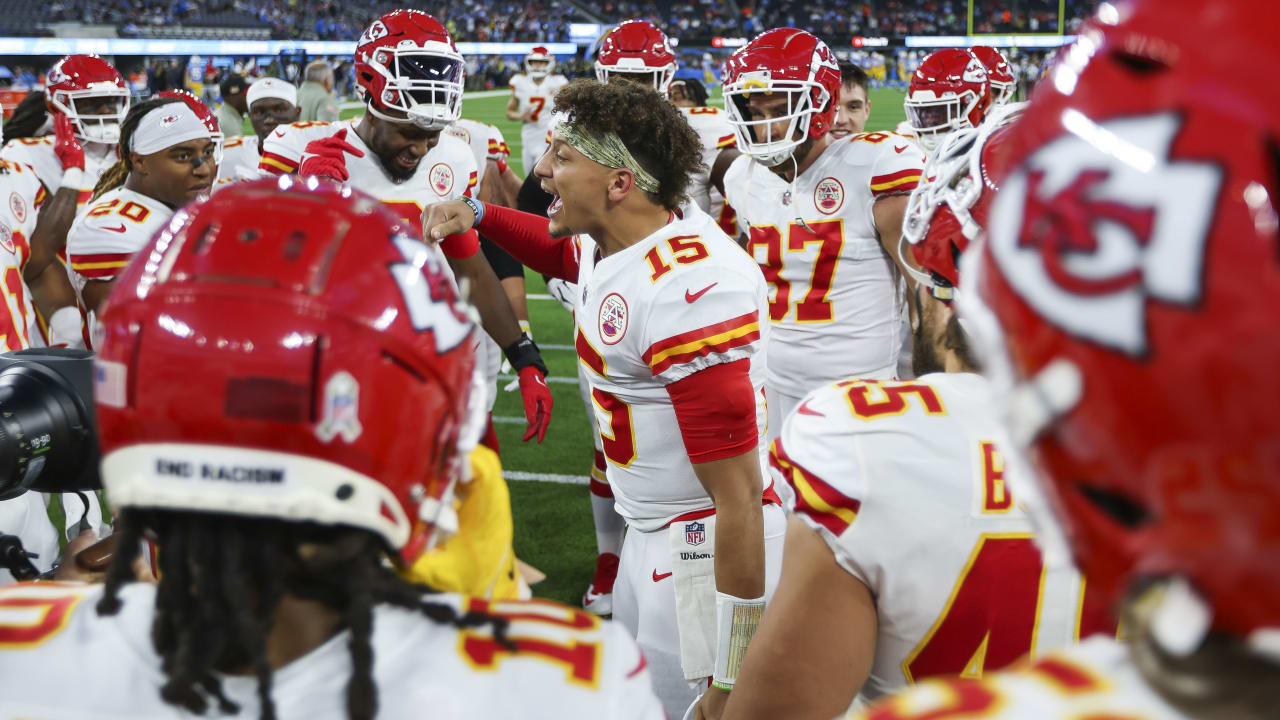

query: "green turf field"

left=332, top=86, right=910, bottom=607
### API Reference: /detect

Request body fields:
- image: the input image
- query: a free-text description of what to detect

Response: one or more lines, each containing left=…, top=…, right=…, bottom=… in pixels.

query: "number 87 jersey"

left=723, top=132, right=925, bottom=398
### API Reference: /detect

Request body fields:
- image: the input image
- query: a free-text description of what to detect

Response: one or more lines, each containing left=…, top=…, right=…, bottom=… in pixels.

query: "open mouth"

left=547, top=194, right=563, bottom=217
left=395, top=149, right=420, bottom=170
left=830, top=128, right=850, bottom=138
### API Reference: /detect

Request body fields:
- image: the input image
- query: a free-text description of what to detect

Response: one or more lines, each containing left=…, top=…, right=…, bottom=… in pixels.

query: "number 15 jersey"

left=724, top=132, right=925, bottom=398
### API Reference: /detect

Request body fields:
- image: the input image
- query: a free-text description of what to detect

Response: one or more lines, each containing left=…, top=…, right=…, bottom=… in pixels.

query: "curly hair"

left=553, top=78, right=703, bottom=211
left=2, top=91, right=49, bottom=143
left=98, top=510, right=513, bottom=720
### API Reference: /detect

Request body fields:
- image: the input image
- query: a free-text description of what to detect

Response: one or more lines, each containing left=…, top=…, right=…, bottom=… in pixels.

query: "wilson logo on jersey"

left=813, top=177, right=844, bottom=215
left=429, top=162, right=455, bottom=196
left=989, top=112, right=1221, bottom=355
left=598, top=292, right=628, bottom=345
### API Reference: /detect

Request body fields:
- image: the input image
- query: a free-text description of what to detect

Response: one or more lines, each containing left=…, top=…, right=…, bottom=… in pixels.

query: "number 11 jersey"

left=723, top=132, right=925, bottom=398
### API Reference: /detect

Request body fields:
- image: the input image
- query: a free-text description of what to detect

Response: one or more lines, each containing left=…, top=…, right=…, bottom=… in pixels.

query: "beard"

left=913, top=306, right=977, bottom=377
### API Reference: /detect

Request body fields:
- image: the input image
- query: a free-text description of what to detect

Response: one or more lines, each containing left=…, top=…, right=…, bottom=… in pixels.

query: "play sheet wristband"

left=712, top=591, right=765, bottom=690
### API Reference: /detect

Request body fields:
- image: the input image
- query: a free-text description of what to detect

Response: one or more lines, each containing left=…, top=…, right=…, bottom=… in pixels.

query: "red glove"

left=299, top=128, right=364, bottom=182
left=53, top=114, right=84, bottom=172
left=517, top=365, right=553, bottom=443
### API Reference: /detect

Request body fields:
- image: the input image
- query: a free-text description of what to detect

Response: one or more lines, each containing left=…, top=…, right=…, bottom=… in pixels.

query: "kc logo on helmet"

left=360, top=20, right=389, bottom=45
left=988, top=112, right=1221, bottom=355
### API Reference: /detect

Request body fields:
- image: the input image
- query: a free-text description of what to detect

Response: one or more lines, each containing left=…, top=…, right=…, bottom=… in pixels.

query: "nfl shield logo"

left=685, top=521, right=705, bottom=547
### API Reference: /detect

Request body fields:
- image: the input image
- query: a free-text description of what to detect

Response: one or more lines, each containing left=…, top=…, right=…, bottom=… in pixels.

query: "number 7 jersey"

left=723, top=132, right=925, bottom=397
left=770, top=373, right=1118, bottom=702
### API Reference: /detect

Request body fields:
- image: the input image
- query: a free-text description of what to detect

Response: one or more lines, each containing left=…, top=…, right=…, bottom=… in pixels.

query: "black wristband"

left=503, top=332, right=547, bottom=377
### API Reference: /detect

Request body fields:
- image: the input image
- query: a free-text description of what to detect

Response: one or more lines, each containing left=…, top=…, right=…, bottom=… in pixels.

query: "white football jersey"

left=509, top=73, right=568, bottom=155
left=773, top=373, right=1118, bottom=702
left=446, top=118, right=510, bottom=185
left=677, top=105, right=737, bottom=231
left=723, top=132, right=926, bottom=398
left=0, top=135, right=117, bottom=210
left=259, top=120, right=478, bottom=235
left=853, top=636, right=1189, bottom=719
left=573, top=206, right=773, bottom=532
left=0, top=160, right=44, bottom=350
left=0, top=582, right=665, bottom=718
left=216, top=134, right=262, bottom=185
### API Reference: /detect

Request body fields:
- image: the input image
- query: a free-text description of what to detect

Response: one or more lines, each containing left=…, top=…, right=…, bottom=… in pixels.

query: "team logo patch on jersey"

left=598, top=292, right=628, bottom=345
left=429, top=163, right=455, bottom=196
left=445, top=125, right=471, bottom=144
left=9, top=192, right=25, bottom=223
left=988, top=112, right=1220, bottom=355
left=814, top=177, right=845, bottom=215
left=685, top=521, right=706, bottom=546
left=315, top=370, right=363, bottom=443
left=0, top=222, right=12, bottom=254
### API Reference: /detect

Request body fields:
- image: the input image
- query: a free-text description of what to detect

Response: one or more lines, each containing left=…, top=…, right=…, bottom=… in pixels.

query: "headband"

left=554, top=120, right=660, bottom=194
left=131, top=104, right=215, bottom=156
left=246, top=77, right=297, bottom=108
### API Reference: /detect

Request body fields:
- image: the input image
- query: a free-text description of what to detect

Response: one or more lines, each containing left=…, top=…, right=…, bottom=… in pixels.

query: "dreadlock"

left=98, top=509, right=514, bottom=720
left=91, top=96, right=183, bottom=201
left=2, top=91, right=49, bottom=143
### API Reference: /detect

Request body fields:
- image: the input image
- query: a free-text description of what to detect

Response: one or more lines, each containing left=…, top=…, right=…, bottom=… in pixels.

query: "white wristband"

left=711, top=591, right=765, bottom=690
left=59, top=168, right=84, bottom=191
left=48, top=306, right=85, bottom=349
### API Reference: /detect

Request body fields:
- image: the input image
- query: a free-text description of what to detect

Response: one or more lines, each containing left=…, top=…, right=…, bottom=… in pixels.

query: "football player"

left=723, top=109, right=1116, bottom=719
left=66, top=96, right=220, bottom=343
left=0, top=178, right=665, bottom=719
left=0, top=54, right=130, bottom=347
left=903, top=47, right=993, bottom=156
left=856, top=1, right=1280, bottom=718
left=258, top=10, right=553, bottom=444
left=971, top=45, right=1017, bottom=106
left=831, top=61, right=872, bottom=139
left=423, top=79, right=786, bottom=720
left=217, top=77, right=300, bottom=184
left=721, top=29, right=926, bottom=490
left=506, top=45, right=568, bottom=175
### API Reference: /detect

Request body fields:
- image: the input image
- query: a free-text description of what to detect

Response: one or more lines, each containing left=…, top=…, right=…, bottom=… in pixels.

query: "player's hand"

left=516, top=365, right=553, bottom=443
left=693, top=686, right=730, bottom=720
left=52, top=113, right=85, bottom=172
left=299, top=128, right=364, bottom=182
left=421, top=199, right=479, bottom=242
left=545, top=277, right=576, bottom=313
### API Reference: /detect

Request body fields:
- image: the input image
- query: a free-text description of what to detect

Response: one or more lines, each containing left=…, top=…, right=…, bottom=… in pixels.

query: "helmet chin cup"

left=78, top=120, right=121, bottom=144
left=407, top=104, right=452, bottom=130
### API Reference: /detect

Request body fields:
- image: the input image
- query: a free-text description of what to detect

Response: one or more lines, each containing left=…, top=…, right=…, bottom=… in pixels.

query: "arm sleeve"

left=666, top=358, right=758, bottom=463
left=474, top=202, right=579, bottom=280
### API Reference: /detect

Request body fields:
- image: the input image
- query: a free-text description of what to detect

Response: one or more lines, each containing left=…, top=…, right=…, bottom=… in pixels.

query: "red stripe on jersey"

left=870, top=167, right=922, bottom=196
left=642, top=311, right=760, bottom=377
left=258, top=151, right=298, bottom=175
left=716, top=134, right=737, bottom=149
left=76, top=189, right=92, bottom=206
left=464, top=170, right=478, bottom=198
left=577, top=327, right=606, bottom=377
left=33, top=184, right=46, bottom=211
left=771, top=438, right=860, bottom=536
left=589, top=475, right=612, bottom=498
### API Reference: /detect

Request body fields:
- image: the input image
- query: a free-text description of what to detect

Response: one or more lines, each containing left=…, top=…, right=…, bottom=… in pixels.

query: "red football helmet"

left=355, top=10, right=465, bottom=130
left=94, top=177, right=480, bottom=564
left=971, top=45, right=1016, bottom=105
left=722, top=28, right=841, bottom=167
left=525, top=45, right=556, bottom=79
left=904, top=48, right=992, bottom=155
left=594, top=20, right=678, bottom=94
left=972, top=0, right=1280, bottom=655
left=45, top=54, right=130, bottom=144
left=156, top=89, right=225, bottom=163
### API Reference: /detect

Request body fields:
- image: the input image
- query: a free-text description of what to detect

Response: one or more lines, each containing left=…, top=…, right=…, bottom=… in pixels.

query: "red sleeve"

left=439, top=229, right=479, bottom=259
left=474, top=202, right=580, bottom=281
left=666, top=359, right=758, bottom=463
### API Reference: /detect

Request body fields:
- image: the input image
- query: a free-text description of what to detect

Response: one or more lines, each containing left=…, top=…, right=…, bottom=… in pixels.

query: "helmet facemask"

left=525, top=55, right=554, bottom=80
left=365, top=46, right=464, bottom=131
left=990, top=79, right=1016, bottom=105
left=905, top=90, right=981, bottom=155
left=724, top=76, right=829, bottom=167
left=594, top=58, right=676, bottom=94
left=50, top=86, right=130, bottom=144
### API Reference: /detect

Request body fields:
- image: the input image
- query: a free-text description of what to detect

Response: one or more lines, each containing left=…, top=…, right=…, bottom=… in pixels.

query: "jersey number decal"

left=86, top=199, right=152, bottom=223
left=851, top=131, right=891, bottom=144
left=0, top=587, right=82, bottom=648
left=528, top=97, right=547, bottom=122
left=747, top=219, right=844, bottom=322
left=901, top=533, right=1117, bottom=684
left=592, top=388, right=635, bottom=467
left=837, top=379, right=946, bottom=420
left=644, top=234, right=709, bottom=282
left=460, top=598, right=603, bottom=687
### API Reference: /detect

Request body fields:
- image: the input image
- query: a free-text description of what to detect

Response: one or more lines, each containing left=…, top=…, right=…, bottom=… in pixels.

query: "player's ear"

left=606, top=169, right=633, bottom=203
left=128, top=152, right=147, bottom=175
left=288, top=106, right=300, bottom=122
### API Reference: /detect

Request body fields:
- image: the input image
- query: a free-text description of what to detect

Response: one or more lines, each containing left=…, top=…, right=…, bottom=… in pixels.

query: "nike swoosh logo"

left=652, top=570, right=673, bottom=582
left=797, top=400, right=824, bottom=417
left=685, top=283, right=717, bottom=303
left=894, top=145, right=909, bottom=153
left=104, top=224, right=127, bottom=233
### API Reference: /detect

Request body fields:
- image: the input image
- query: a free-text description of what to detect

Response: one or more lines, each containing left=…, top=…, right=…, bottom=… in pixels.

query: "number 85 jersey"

left=723, top=132, right=925, bottom=398
left=770, top=373, right=1117, bottom=702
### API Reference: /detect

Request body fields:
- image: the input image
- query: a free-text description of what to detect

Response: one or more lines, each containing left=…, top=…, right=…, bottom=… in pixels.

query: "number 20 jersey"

left=573, top=207, right=772, bottom=532
left=723, top=133, right=925, bottom=398
left=770, top=372, right=1116, bottom=702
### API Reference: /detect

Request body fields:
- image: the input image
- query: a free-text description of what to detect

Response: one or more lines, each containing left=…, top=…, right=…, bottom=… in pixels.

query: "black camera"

left=0, top=348, right=101, bottom=501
